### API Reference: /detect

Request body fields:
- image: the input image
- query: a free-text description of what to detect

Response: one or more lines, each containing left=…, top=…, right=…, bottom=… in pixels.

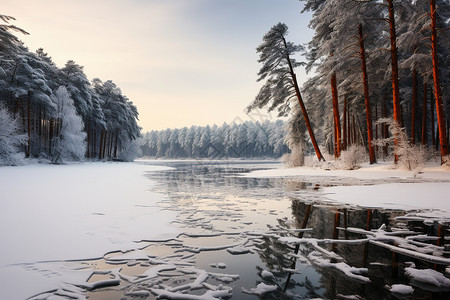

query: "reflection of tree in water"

left=284, top=199, right=450, bottom=299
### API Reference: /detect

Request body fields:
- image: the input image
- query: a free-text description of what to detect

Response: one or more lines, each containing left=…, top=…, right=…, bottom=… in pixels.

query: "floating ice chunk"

left=135, top=264, right=177, bottom=281
left=308, top=252, right=370, bottom=283
left=227, top=246, right=251, bottom=255
left=335, top=294, right=364, bottom=299
left=388, top=284, right=414, bottom=295
left=282, top=268, right=301, bottom=274
left=77, top=279, right=121, bottom=291
left=261, top=270, right=274, bottom=278
left=405, top=267, right=450, bottom=289
left=210, top=263, right=227, bottom=269
left=242, top=282, right=278, bottom=295
left=151, top=288, right=232, bottom=300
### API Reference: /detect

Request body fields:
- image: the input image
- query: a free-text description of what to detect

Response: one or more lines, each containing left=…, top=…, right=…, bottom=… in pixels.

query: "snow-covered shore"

left=0, top=162, right=179, bottom=299
left=243, top=161, right=450, bottom=219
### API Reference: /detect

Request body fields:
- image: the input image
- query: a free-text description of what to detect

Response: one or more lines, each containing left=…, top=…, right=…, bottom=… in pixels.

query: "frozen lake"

left=1, top=160, right=449, bottom=299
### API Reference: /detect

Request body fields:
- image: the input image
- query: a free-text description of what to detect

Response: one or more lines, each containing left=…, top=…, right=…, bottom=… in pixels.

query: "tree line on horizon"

left=248, top=0, right=450, bottom=166
left=0, top=15, right=141, bottom=165
left=140, top=120, right=289, bottom=159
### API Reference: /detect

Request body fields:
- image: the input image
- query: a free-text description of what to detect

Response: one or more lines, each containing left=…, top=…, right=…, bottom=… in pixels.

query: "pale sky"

left=4, top=0, right=313, bottom=131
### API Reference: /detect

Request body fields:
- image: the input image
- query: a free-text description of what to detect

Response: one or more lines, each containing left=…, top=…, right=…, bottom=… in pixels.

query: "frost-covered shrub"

left=118, top=138, right=141, bottom=162
left=335, top=145, right=368, bottom=170
left=0, top=105, right=27, bottom=166
left=375, top=118, right=429, bottom=171
left=51, top=86, right=87, bottom=163
left=281, top=143, right=305, bottom=167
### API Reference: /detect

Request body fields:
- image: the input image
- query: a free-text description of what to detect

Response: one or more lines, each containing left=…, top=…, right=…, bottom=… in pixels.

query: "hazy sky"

left=4, top=0, right=313, bottom=131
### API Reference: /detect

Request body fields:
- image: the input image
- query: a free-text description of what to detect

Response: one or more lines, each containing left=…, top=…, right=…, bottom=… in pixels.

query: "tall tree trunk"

left=430, top=0, right=448, bottom=163
left=375, top=102, right=378, bottom=156
left=347, top=107, right=351, bottom=147
left=331, top=73, right=341, bottom=158
left=343, top=97, right=347, bottom=151
left=109, top=131, right=114, bottom=158
left=383, top=96, right=389, bottom=157
left=352, top=114, right=356, bottom=145
left=26, top=92, right=31, bottom=158
left=113, top=129, right=119, bottom=159
left=99, top=130, right=104, bottom=160
left=49, top=119, right=53, bottom=155
left=282, top=36, right=325, bottom=161
left=86, top=121, right=90, bottom=158
left=387, top=0, right=401, bottom=162
left=422, top=83, right=428, bottom=146
left=411, top=69, right=418, bottom=144
left=359, top=24, right=376, bottom=164
left=430, top=88, right=435, bottom=147
left=102, top=131, right=108, bottom=159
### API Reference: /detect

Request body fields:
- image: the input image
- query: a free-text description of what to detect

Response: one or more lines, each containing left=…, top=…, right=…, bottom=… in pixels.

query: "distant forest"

left=140, top=121, right=289, bottom=159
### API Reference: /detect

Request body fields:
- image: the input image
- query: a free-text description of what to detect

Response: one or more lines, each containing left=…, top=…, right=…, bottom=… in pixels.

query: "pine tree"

left=247, top=23, right=324, bottom=161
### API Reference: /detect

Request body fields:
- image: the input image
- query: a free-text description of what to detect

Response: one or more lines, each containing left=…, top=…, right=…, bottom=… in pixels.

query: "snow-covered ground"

left=243, top=161, right=450, bottom=219
left=0, top=162, right=179, bottom=299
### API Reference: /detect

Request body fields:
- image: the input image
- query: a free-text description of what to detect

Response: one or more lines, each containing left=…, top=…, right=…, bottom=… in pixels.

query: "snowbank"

left=0, top=162, right=178, bottom=299
left=243, top=162, right=450, bottom=216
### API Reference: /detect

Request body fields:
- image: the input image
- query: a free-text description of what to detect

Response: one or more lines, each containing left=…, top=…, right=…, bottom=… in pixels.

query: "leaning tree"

left=247, top=23, right=324, bottom=161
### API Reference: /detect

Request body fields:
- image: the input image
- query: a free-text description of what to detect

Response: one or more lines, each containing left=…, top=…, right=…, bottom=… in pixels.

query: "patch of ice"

left=226, top=246, right=252, bottom=255
left=261, top=269, right=274, bottom=278
left=241, top=282, right=278, bottom=296
left=405, top=267, right=450, bottom=289
left=388, top=284, right=414, bottom=295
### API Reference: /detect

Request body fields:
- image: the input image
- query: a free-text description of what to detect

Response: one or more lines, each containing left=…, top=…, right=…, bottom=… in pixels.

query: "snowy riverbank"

left=0, top=162, right=179, bottom=299
left=243, top=161, right=450, bottom=220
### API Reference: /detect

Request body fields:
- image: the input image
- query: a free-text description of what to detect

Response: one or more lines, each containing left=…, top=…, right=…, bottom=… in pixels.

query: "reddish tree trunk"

left=422, top=83, right=428, bottom=146
left=331, top=73, right=341, bottom=158
left=430, top=88, right=435, bottom=147
left=282, top=36, right=324, bottom=161
left=430, top=0, right=448, bottom=163
left=359, top=24, right=376, bottom=164
left=343, top=97, right=347, bottom=151
left=411, top=69, right=418, bottom=144
left=387, top=0, right=401, bottom=162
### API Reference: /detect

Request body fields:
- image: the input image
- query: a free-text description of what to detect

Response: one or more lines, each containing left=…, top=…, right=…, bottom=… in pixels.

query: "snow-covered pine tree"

left=247, top=23, right=324, bottom=161
left=51, top=86, right=86, bottom=163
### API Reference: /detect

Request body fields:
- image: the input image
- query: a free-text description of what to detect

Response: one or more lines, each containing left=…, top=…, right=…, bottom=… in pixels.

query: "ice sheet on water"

left=261, top=269, right=274, bottom=278
left=405, top=267, right=450, bottom=290
left=388, top=284, right=415, bottom=295
left=241, top=282, right=278, bottom=296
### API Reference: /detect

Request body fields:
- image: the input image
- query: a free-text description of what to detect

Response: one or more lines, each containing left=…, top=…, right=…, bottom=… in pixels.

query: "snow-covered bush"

left=51, top=86, right=87, bottom=163
left=281, top=143, right=305, bottom=167
left=375, top=118, right=428, bottom=171
left=118, top=138, right=141, bottom=162
left=0, top=105, right=27, bottom=166
left=335, top=145, right=368, bottom=170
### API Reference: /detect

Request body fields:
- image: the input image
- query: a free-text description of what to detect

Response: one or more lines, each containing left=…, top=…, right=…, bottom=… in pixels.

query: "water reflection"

left=73, top=160, right=449, bottom=299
